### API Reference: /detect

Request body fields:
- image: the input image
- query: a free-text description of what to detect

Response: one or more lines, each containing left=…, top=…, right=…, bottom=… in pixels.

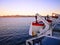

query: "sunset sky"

left=0, top=0, right=60, bottom=16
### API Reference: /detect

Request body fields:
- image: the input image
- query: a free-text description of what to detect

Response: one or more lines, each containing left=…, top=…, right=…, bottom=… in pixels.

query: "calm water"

left=0, top=17, right=60, bottom=45
left=0, top=17, right=35, bottom=45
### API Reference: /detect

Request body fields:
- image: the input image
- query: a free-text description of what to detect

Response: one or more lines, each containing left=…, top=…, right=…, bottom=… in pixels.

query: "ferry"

left=26, top=13, right=60, bottom=45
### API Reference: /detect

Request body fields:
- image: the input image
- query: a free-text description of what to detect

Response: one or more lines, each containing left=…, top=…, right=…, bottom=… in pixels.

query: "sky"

left=0, top=0, right=60, bottom=16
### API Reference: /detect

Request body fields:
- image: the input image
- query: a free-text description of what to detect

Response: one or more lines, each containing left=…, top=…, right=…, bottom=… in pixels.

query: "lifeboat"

left=52, top=16, right=58, bottom=18
left=47, top=19, right=52, bottom=25
left=29, top=13, right=51, bottom=36
left=29, top=21, right=45, bottom=36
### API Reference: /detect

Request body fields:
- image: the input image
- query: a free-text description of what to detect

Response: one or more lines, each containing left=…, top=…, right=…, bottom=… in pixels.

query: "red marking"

left=32, top=22, right=44, bottom=26
left=47, top=19, right=52, bottom=23
left=52, top=16, right=58, bottom=18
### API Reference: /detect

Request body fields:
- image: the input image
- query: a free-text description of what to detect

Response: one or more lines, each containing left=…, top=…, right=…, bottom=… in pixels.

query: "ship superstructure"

left=26, top=13, right=60, bottom=45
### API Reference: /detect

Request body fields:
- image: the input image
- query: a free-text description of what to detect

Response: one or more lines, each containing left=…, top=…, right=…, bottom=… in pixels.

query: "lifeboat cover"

left=47, top=19, right=52, bottom=23
left=32, top=21, right=44, bottom=26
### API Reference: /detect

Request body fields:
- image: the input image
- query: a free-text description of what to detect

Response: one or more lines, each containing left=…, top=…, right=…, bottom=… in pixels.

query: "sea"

left=0, top=17, right=35, bottom=45
left=0, top=17, right=60, bottom=45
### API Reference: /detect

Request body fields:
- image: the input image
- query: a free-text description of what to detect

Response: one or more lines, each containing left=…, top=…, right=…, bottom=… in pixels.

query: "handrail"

left=52, top=18, right=60, bottom=29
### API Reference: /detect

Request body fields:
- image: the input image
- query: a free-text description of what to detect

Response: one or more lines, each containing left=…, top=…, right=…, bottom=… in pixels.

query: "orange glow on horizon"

left=0, top=10, right=60, bottom=16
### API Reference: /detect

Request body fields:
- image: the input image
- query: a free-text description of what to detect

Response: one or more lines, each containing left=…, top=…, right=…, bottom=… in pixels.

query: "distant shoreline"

left=0, top=16, right=35, bottom=18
